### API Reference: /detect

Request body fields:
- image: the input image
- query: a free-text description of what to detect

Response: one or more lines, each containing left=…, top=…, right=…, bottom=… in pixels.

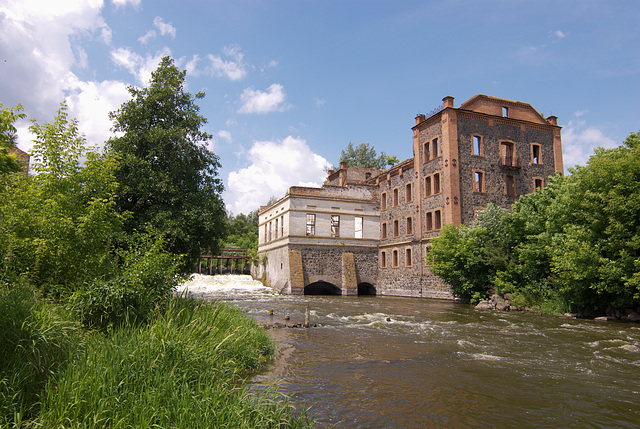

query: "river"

left=178, top=274, right=640, bottom=428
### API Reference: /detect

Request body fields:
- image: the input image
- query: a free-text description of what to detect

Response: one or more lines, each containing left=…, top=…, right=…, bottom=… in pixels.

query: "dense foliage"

left=337, top=141, right=398, bottom=169
left=0, top=102, right=26, bottom=174
left=431, top=131, right=640, bottom=314
left=107, top=56, right=226, bottom=266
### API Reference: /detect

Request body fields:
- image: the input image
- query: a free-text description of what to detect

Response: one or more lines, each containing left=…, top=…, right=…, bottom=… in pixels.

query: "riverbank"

left=1, top=285, right=312, bottom=428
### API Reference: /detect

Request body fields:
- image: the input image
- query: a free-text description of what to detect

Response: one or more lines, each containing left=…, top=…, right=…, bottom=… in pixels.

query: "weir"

left=198, top=248, right=250, bottom=275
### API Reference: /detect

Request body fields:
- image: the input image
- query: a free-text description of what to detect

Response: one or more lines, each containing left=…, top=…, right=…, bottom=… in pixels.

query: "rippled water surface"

left=179, top=275, right=640, bottom=428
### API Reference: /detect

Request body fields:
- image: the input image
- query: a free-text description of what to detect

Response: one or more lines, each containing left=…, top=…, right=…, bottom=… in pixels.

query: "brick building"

left=256, top=94, right=563, bottom=298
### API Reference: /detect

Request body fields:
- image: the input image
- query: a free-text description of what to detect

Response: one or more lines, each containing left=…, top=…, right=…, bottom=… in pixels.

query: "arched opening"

left=357, top=283, right=376, bottom=296
left=304, top=281, right=342, bottom=295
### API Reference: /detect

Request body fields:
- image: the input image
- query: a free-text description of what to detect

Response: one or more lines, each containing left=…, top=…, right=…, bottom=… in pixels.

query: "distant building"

left=6, top=146, right=30, bottom=174
left=256, top=94, right=563, bottom=298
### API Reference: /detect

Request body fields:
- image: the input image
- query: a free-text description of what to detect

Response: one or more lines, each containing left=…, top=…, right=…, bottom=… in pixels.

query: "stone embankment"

left=475, top=294, right=640, bottom=323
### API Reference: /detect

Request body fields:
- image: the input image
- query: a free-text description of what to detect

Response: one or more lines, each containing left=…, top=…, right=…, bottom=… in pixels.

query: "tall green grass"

left=0, top=284, right=82, bottom=427
left=35, top=297, right=311, bottom=428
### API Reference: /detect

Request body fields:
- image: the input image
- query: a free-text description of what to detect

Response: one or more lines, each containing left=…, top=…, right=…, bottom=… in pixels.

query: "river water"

left=178, top=275, right=640, bottom=428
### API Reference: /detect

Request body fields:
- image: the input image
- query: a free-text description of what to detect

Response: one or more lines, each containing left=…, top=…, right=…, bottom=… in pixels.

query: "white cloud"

left=186, top=46, right=247, bottom=81
left=217, top=130, right=232, bottom=142
left=238, top=83, right=289, bottom=114
left=552, top=30, right=568, bottom=40
left=0, top=0, right=132, bottom=152
left=562, top=119, right=617, bottom=172
left=153, top=16, right=176, bottom=39
left=138, top=30, right=156, bottom=45
left=225, top=136, right=331, bottom=214
left=111, top=47, right=170, bottom=85
left=111, top=0, right=140, bottom=8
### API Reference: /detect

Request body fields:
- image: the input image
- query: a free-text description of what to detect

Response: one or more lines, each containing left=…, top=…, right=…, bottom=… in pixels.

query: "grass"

left=35, top=298, right=311, bottom=428
left=1, top=286, right=312, bottom=428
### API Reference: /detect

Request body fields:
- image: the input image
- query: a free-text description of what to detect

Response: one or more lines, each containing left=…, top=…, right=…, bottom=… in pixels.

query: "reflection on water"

left=179, top=275, right=640, bottom=428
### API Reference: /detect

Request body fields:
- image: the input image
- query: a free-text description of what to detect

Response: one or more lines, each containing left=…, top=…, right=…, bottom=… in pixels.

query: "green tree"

left=338, top=141, right=397, bottom=169
left=0, top=102, right=123, bottom=290
left=106, top=56, right=226, bottom=267
left=0, top=102, right=26, bottom=174
left=429, top=203, right=510, bottom=303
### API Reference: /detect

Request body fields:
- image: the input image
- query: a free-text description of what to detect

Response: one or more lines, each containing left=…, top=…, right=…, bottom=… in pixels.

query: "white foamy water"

left=176, top=274, right=279, bottom=298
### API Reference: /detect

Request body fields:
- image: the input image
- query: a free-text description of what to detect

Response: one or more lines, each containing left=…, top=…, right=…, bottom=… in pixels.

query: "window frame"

left=473, top=135, right=483, bottom=156
left=355, top=216, right=363, bottom=238
left=406, top=216, right=413, bottom=235
left=531, top=143, right=542, bottom=165
left=405, top=182, right=413, bottom=203
left=331, top=215, right=340, bottom=237
left=306, top=213, right=316, bottom=236
left=474, top=170, right=485, bottom=193
left=381, top=192, right=387, bottom=210
left=433, top=173, right=441, bottom=194
left=405, top=247, right=413, bottom=267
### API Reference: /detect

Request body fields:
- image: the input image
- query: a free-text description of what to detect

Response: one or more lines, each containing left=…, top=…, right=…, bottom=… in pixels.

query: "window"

left=432, top=138, right=439, bottom=158
left=425, top=176, right=432, bottom=197
left=365, top=172, right=372, bottom=179
left=531, top=144, right=541, bottom=164
left=268, top=222, right=272, bottom=241
left=505, top=175, right=516, bottom=196
left=381, top=251, right=387, bottom=268
left=355, top=217, right=363, bottom=238
left=426, top=212, right=433, bottom=231
left=433, top=173, right=441, bottom=194
left=280, top=216, right=284, bottom=237
left=473, top=135, right=483, bottom=156
left=392, top=250, right=399, bottom=267
left=502, top=106, right=509, bottom=117
left=406, top=217, right=413, bottom=235
left=534, top=178, right=544, bottom=191
left=393, top=219, right=399, bottom=237
left=424, top=141, right=430, bottom=162
left=274, top=219, right=278, bottom=239
left=331, top=215, right=340, bottom=237
left=405, top=248, right=413, bottom=267
left=434, top=210, right=442, bottom=230
left=306, top=214, right=316, bottom=235
left=405, top=183, right=412, bottom=203
left=501, top=142, right=515, bottom=166
left=393, top=188, right=399, bottom=207
left=264, top=224, right=267, bottom=242
left=381, top=222, right=387, bottom=239
left=474, top=171, right=485, bottom=193
left=381, top=192, right=387, bottom=210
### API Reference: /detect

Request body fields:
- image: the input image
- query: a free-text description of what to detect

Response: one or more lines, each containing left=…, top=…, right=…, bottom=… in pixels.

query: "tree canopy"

left=338, top=141, right=397, bottom=170
left=106, top=56, right=226, bottom=266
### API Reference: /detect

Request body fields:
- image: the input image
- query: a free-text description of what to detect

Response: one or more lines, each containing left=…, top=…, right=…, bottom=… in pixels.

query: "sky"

left=1, top=0, right=638, bottom=215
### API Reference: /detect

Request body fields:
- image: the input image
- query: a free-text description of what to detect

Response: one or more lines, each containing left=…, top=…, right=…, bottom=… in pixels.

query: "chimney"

left=328, top=169, right=335, bottom=175
left=443, top=96, right=454, bottom=109
left=547, top=115, right=558, bottom=126
left=340, top=161, right=347, bottom=170
left=415, top=114, right=426, bottom=125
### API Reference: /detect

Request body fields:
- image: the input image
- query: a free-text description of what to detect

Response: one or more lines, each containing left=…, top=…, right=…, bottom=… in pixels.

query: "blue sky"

left=1, top=0, right=638, bottom=214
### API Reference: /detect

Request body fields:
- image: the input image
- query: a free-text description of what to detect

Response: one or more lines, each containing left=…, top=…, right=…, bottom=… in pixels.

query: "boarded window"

left=501, top=142, right=515, bottom=166
left=505, top=175, right=516, bottom=196
left=426, top=212, right=433, bottom=231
